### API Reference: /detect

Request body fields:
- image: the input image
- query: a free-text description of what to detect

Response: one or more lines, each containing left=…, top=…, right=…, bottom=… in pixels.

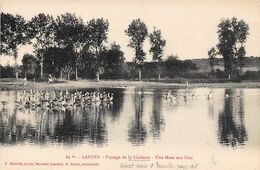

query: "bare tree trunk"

left=40, top=57, right=43, bottom=79
left=67, top=72, right=70, bottom=80
left=96, top=73, right=100, bottom=82
left=60, top=70, right=63, bottom=79
left=138, top=70, right=142, bottom=81
left=15, top=72, right=18, bottom=79
left=0, top=64, right=1, bottom=78
left=75, top=65, right=78, bottom=80
left=14, top=55, right=18, bottom=79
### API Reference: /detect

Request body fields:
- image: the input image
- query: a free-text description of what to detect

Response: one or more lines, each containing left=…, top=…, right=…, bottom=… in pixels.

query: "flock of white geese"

left=0, top=88, right=240, bottom=109
left=1, top=89, right=114, bottom=109
left=163, top=89, right=238, bottom=104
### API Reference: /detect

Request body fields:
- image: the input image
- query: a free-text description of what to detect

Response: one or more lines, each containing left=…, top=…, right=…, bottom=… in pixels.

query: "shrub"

left=242, top=70, right=260, bottom=80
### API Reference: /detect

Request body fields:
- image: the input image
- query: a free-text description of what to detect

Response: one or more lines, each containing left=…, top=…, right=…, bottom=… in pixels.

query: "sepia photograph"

left=0, top=0, right=260, bottom=169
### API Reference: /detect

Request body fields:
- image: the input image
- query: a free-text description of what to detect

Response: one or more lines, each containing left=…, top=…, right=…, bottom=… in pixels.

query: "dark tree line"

left=127, top=55, right=197, bottom=79
left=1, top=12, right=114, bottom=80
left=2, top=13, right=251, bottom=81
left=1, top=13, right=169, bottom=81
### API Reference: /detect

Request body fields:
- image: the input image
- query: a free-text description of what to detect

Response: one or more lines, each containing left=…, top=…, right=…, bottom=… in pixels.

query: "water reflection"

left=0, top=87, right=258, bottom=149
left=150, top=89, right=165, bottom=140
left=0, top=88, right=125, bottom=146
left=128, top=88, right=147, bottom=145
left=218, top=89, right=248, bottom=147
left=207, top=89, right=215, bottom=119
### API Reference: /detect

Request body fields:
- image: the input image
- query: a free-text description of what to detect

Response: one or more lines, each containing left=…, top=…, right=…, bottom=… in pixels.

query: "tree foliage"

left=0, top=65, right=15, bottom=78
left=87, top=18, right=109, bottom=77
left=149, top=27, right=166, bottom=79
left=43, top=47, right=75, bottom=79
left=125, top=19, right=148, bottom=67
left=216, top=17, right=249, bottom=78
left=22, top=53, right=37, bottom=78
left=28, top=13, right=55, bottom=56
left=104, top=42, right=125, bottom=66
left=1, top=12, right=29, bottom=61
left=208, top=47, right=217, bottom=73
left=164, top=55, right=197, bottom=77
left=102, top=42, right=127, bottom=78
left=149, top=27, right=166, bottom=62
left=54, top=13, right=85, bottom=49
left=88, top=18, right=109, bottom=53
left=54, top=13, right=88, bottom=79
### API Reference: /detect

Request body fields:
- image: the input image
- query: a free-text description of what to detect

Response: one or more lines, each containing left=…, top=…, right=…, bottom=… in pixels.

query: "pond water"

left=0, top=87, right=259, bottom=151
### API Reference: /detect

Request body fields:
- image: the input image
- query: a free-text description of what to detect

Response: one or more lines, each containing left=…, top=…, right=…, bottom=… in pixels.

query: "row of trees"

left=0, top=54, right=198, bottom=80
left=1, top=12, right=110, bottom=80
left=1, top=12, right=166, bottom=81
left=1, top=13, right=250, bottom=81
left=125, top=19, right=166, bottom=80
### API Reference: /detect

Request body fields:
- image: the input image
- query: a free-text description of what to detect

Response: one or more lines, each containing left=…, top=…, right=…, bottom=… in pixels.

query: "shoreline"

left=0, top=79, right=260, bottom=91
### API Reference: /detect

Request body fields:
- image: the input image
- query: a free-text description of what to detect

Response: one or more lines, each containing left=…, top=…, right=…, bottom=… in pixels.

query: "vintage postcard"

left=0, top=0, right=260, bottom=170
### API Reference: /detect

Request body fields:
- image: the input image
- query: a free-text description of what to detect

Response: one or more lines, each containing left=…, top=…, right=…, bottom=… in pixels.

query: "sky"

left=1, top=0, right=260, bottom=65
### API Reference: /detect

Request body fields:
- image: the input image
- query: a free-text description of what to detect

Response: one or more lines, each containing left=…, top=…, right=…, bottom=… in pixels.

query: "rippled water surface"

left=0, top=87, right=259, bottom=150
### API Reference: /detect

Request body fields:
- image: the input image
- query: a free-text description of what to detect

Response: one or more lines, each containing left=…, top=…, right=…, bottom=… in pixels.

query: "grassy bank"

left=1, top=78, right=260, bottom=91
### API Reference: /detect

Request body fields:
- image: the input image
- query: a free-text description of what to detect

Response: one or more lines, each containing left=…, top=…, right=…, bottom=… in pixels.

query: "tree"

left=22, top=53, right=37, bottom=78
left=102, top=42, right=127, bottom=79
left=164, top=55, right=197, bottom=77
left=164, top=55, right=180, bottom=77
left=0, top=65, right=15, bottom=78
left=1, top=12, right=30, bottom=79
left=208, top=47, right=217, bottom=73
left=87, top=18, right=109, bottom=81
left=28, top=13, right=55, bottom=78
left=125, top=19, right=148, bottom=81
left=216, top=17, right=249, bottom=79
left=54, top=13, right=87, bottom=80
left=149, top=27, right=166, bottom=80
left=104, top=42, right=125, bottom=66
